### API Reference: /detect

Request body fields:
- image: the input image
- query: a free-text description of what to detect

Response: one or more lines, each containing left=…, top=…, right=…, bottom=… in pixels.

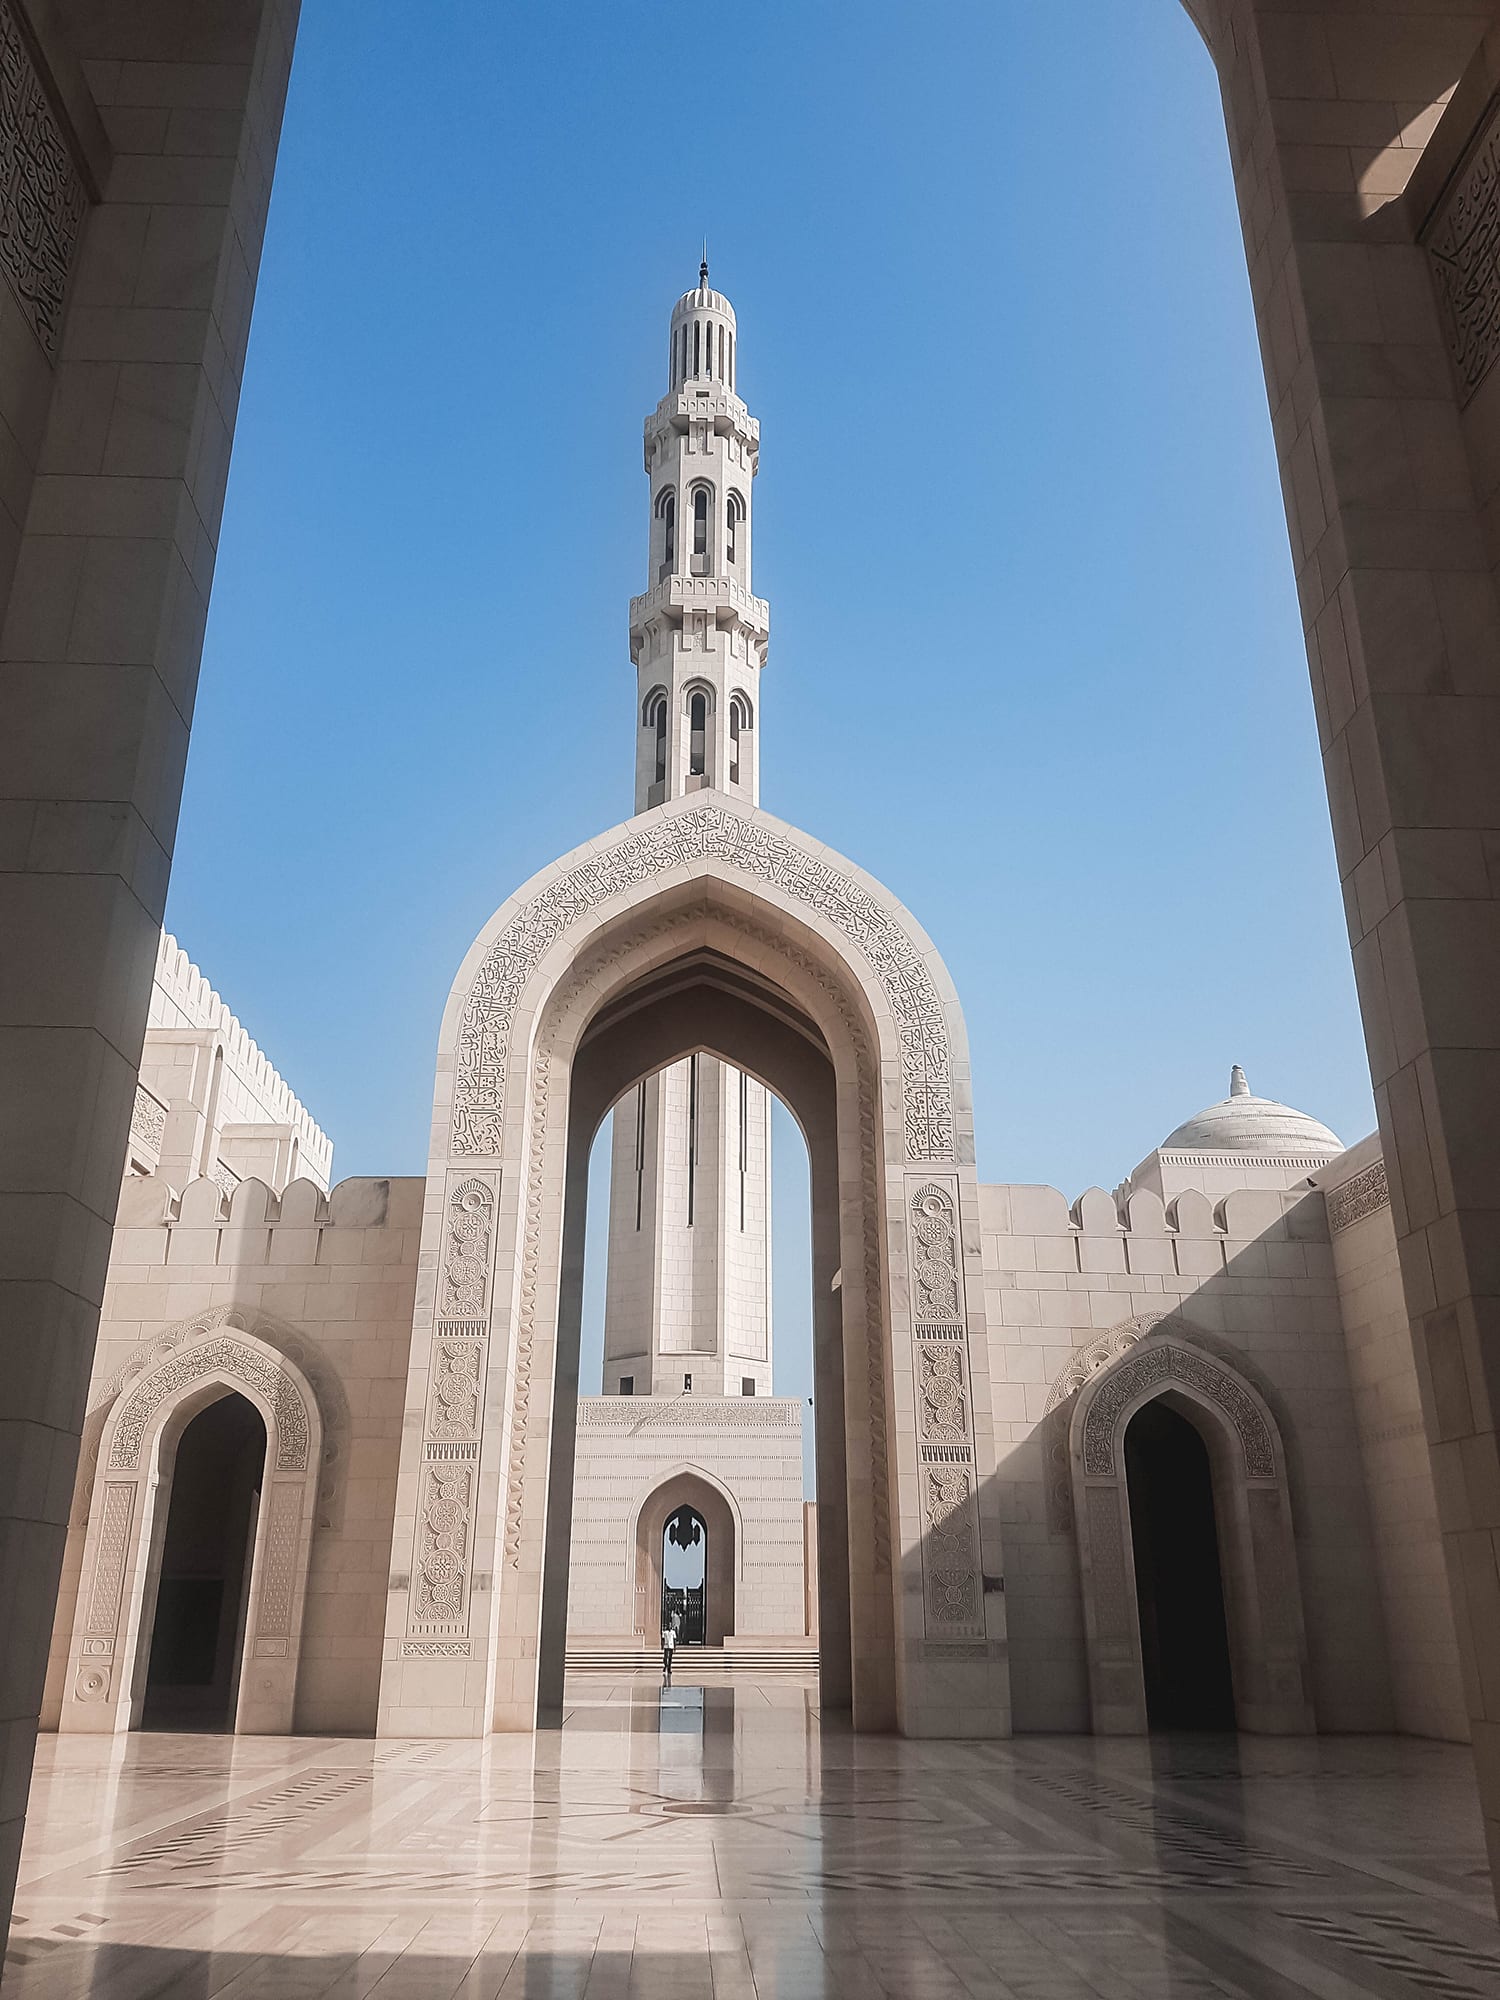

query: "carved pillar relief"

left=908, top=1181, right=984, bottom=1640
left=406, top=1173, right=497, bottom=1651
left=0, top=0, right=89, bottom=361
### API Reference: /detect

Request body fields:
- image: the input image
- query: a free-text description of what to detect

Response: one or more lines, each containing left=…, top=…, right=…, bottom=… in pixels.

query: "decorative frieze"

left=1425, top=97, right=1500, bottom=404
left=917, top=1344, right=968, bottom=1445
left=1326, top=1158, right=1389, bottom=1234
left=1080, top=1340, right=1275, bottom=1481
left=0, top=0, right=87, bottom=360
left=452, top=802, right=954, bottom=1163
left=129, top=1085, right=166, bottom=1154
left=440, top=1178, right=495, bottom=1318
left=909, top=1180, right=983, bottom=1632
left=109, top=1335, right=311, bottom=1473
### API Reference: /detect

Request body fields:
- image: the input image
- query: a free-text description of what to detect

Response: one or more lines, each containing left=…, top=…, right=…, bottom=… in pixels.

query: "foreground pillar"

left=0, top=0, right=300, bottom=1919
left=1197, top=0, right=1500, bottom=1902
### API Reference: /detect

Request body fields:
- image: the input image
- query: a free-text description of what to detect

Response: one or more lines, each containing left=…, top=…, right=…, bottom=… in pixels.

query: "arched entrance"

left=1069, top=1328, right=1313, bottom=1736
left=141, top=1392, right=266, bottom=1731
left=664, top=1507, right=707, bottom=1645
left=634, top=1472, right=738, bottom=1646
left=379, top=797, right=1010, bottom=1739
left=1124, top=1399, right=1235, bottom=1730
left=60, top=1323, right=322, bottom=1735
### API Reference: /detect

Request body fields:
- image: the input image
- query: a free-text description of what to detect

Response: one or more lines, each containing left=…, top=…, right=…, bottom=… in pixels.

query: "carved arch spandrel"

left=1067, top=1329, right=1313, bottom=1738
left=61, top=1324, right=325, bottom=1738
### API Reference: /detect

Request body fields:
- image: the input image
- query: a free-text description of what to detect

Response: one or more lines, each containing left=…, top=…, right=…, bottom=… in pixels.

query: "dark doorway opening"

left=663, top=1504, right=707, bottom=1645
left=1124, top=1399, right=1236, bottom=1731
left=141, top=1392, right=266, bottom=1731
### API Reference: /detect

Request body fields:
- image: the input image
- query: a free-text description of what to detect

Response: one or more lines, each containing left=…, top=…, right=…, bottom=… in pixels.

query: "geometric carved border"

left=1079, top=1339, right=1275, bottom=1481
left=452, top=800, right=955, bottom=1162
left=108, top=1333, right=311, bottom=1472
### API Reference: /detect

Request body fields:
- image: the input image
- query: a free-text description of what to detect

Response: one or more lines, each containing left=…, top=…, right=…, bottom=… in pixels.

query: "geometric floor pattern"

left=8, top=1674, right=1497, bottom=1997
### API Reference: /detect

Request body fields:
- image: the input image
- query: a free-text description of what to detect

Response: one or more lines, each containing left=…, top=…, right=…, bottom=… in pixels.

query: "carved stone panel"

left=254, top=1482, right=304, bottom=1640
left=0, top=1, right=88, bottom=359
left=917, top=1343, right=968, bottom=1444
left=109, top=1335, right=311, bottom=1473
left=1326, top=1159, right=1389, bottom=1234
left=923, top=1463, right=982, bottom=1633
left=414, top=1462, right=473, bottom=1625
left=1425, top=96, right=1500, bottom=404
left=440, top=1177, right=495, bottom=1319
left=84, top=1482, right=135, bottom=1641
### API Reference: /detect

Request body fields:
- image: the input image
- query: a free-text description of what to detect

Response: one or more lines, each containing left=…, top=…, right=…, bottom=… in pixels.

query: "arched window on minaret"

left=688, top=687, right=709, bottom=779
left=655, top=488, right=676, bottom=580
left=693, top=321, right=701, bottom=377
left=690, top=484, right=711, bottom=575
left=717, top=323, right=725, bottom=380
left=726, top=490, right=745, bottom=567
left=729, top=691, right=751, bottom=786
left=643, top=688, right=668, bottom=789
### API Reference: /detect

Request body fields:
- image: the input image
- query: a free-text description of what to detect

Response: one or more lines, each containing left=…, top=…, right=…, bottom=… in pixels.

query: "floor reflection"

left=7, top=1677, right=1496, bottom=1998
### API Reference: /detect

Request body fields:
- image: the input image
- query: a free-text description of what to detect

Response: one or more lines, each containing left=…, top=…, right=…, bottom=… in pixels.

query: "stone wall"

left=567, top=1395, right=806, bottom=1640
left=1319, top=1140, right=1469, bottom=1741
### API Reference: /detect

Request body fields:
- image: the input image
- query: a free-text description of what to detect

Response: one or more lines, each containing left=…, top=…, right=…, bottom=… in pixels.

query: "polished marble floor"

left=8, top=1674, right=1497, bottom=1998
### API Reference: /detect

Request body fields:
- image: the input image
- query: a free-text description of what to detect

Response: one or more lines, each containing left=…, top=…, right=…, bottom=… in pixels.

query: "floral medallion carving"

left=129, top=1084, right=166, bottom=1153
left=923, top=1464, right=981, bottom=1630
left=452, top=802, right=954, bottom=1162
left=428, top=1339, right=482, bottom=1442
left=918, top=1344, right=967, bottom=1444
left=910, top=1183, right=962, bottom=1325
left=441, top=1177, right=494, bottom=1317
left=416, top=1463, right=473, bottom=1622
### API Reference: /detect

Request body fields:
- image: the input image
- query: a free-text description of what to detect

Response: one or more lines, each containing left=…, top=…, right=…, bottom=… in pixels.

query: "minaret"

left=602, top=265, right=773, bottom=1398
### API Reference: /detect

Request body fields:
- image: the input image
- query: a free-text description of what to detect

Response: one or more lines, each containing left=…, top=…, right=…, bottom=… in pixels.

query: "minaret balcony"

left=644, top=392, right=759, bottom=465
left=629, top=573, right=770, bottom=646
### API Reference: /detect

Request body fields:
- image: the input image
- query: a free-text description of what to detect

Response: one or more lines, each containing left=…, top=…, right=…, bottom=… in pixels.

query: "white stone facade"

left=48, top=273, right=1471, bottom=1755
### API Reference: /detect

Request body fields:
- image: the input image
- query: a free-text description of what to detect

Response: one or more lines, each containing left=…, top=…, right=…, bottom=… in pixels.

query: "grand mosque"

left=38, top=266, right=1462, bottom=1758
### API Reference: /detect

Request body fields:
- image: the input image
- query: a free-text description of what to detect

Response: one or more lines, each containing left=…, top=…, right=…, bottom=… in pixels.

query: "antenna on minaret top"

left=699, top=241, right=709, bottom=288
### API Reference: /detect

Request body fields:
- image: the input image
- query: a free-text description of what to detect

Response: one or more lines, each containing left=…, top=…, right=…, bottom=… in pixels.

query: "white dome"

left=1160, top=1066, right=1343, bottom=1157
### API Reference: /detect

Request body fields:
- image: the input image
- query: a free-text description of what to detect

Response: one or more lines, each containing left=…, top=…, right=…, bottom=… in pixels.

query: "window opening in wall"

left=686, top=1052, right=699, bottom=1223
left=692, top=485, right=709, bottom=565
left=729, top=329, right=734, bottom=388
left=634, top=1079, right=647, bottom=1230
left=718, top=323, right=725, bottom=379
left=726, top=490, right=743, bottom=567
left=656, top=488, right=676, bottom=579
left=619, top=1375, right=634, bottom=1396
left=693, top=320, right=701, bottom=376
left=688, top=691, right=707, bottom=778
left=742, top=1377, right=756, bottom=1397
left=141, top=1391, right=266, bottom=1732
left=738, top=1067, right=748, bottom=1229
left=683, top=1373, right=693, bottom=1393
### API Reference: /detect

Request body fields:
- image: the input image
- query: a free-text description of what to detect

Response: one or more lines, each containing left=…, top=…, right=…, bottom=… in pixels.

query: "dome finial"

left=1229, top=1064, right=1249, bottom=1099
left=699, top=240, right=709, bottom=290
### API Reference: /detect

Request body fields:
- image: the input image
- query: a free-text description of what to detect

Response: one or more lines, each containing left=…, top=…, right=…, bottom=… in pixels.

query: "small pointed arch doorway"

left=1069, top=1329, right=1314, bottom=1736
left=141, top=1390, right=266, bottom=1731
left=634, top=1472, right=738, bottom=1646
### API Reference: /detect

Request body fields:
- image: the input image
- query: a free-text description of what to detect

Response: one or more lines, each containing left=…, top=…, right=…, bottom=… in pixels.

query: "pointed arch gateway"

left=1069, top=1324, right=1313, bottom=1736
left=380, top=794, right=1009, bottom=1737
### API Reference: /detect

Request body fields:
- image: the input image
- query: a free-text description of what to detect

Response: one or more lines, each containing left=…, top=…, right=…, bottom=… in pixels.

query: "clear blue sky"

left=166, top=2, right=1373, bottom=1428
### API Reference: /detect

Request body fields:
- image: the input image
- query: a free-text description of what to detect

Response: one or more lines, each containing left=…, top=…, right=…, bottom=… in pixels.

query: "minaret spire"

left=628, top=270, right=769, bottom=812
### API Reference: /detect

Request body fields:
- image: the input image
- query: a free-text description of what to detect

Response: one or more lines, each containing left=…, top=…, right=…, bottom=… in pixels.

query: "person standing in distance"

left=662, top=1608, right=679, bottom=1686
